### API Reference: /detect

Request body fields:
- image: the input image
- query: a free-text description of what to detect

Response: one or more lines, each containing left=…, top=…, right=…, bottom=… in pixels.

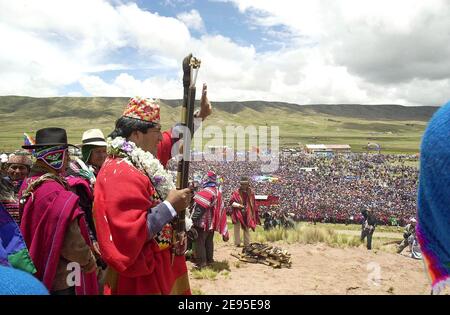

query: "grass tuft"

left=191, top=268, right=218, bottom=280
left=250, top=223, right=397, bottom=250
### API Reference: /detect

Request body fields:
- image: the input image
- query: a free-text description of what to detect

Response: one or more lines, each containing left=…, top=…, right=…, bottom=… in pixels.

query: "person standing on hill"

left=397, top=218, right=417, bottom=254
left=191, top=171, right=228, bottom=269
left=19, top=127, right=98, bottom=295
left=229, top=177, right=259, bottom=247
left=93, top=97, right=193, bottom=295
left=360, top=208, right=376, bottom=250
left=66, top=129, right=109, bottom=286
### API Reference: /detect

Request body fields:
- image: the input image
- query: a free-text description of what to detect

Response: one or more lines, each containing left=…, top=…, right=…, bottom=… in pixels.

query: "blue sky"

left=63, top=0, right=281, bottom=92
left=1, top=0, right=450, bottom=106
left=139, top=0, right=269, bottom=47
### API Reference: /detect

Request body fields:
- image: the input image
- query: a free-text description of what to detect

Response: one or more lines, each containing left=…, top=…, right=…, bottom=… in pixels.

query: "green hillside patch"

left=0, top=96, right=432, bottom=153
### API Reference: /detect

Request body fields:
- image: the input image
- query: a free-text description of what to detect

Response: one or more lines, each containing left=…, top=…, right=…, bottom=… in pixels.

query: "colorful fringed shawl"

left=19, top=175, right=98, bottom=294
left=0, top=202, right=36, bottom=274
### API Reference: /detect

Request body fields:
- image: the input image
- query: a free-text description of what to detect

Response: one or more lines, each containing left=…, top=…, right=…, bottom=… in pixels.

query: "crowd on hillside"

left=2, top=148, right=419, bottom=227
left=177, top=152, right=419, bottom=226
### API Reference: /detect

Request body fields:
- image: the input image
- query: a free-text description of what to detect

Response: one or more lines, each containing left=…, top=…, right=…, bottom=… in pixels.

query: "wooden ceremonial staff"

left=172, top=53, right=201, bottom=263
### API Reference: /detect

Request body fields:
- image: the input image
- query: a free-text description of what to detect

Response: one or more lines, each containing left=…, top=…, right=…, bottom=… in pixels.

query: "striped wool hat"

left=417, top=100, right=450, bottom=294
left=7, top=154, right=32, bottom=166
left=204, top=171, right=217, bottom=183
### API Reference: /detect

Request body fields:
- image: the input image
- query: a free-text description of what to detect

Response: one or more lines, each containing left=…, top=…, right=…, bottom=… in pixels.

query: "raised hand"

left=197, top=83, right=212, bottom=120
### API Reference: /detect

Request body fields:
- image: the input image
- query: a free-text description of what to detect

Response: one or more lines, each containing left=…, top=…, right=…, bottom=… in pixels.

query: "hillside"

left=0, top=96, right=437, bottom=153
left=161, top=99, right=437, bottom=121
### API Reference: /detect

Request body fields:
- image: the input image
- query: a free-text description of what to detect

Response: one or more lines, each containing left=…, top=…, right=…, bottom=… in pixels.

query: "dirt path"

left=188, top=242, right=430, bottom=295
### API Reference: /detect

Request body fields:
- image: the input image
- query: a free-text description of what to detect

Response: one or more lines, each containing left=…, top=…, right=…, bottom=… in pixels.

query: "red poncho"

left=93, top=158, right=190, bottom=295
left=229, top=189, right=260, bottom=231
left=157, top=130, right=174, bottom=169
left=19, top=176, right=98, bottom=294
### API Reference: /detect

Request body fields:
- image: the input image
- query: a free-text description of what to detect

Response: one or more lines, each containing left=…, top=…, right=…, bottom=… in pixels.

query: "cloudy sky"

left=1, top=0, right=449, bottom=106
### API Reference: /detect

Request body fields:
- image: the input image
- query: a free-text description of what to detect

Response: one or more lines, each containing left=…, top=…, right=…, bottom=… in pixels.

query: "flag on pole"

left=23, top=133, right=35, bottom=153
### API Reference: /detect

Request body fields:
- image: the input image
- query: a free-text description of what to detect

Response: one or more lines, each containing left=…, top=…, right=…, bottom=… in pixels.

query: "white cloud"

left=218, top=0, right=450, bottom=106
left=0, top=0, right=190, bottom=96
left=117, top=3, right=191, bottom=57
left=0, top=0, right=449, bottom=106
left=177, top=9, right=205, bottom=32
left=80, top=73, right=181, bottom=99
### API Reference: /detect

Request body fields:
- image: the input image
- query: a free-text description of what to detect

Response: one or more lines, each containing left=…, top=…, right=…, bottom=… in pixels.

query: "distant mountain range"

left=0, top=96, right=437, bottom=153
left=0, top=96, right=438, bottom=121
left=158, top=99, right=438, bottom=121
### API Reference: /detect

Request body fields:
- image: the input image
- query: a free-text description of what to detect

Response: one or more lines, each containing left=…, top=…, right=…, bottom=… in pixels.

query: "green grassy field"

left=216, top=221, right=403, bottom=252
left=0, top=96, right=431, bottom=153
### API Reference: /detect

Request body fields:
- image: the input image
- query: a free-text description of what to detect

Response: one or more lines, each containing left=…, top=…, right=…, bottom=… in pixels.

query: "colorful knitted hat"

left=122, top=97, right=160, bottom=124
left=206, top=171, right=217, bottom=182
left=417, top=100, right=450, bottom=294
left=201, top=171, right=217, bottom=188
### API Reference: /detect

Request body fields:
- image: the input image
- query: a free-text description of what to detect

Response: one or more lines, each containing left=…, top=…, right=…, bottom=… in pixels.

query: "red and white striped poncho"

left=229, top=189, right=260, bottom=231
left=193, top=186, right=229, bottom=238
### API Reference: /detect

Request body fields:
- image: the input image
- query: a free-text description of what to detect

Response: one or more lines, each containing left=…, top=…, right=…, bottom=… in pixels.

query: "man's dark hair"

left=109, top=116, right=156, bottom=139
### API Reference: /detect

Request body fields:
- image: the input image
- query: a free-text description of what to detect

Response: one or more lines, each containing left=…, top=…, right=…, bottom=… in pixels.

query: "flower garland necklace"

left=106, top=136, right=175, bottom=199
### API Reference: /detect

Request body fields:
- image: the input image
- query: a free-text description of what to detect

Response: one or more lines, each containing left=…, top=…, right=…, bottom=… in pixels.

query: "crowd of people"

left=181, top=152, right=419, bottom=227
left=2, top=142, right=420, bottom=232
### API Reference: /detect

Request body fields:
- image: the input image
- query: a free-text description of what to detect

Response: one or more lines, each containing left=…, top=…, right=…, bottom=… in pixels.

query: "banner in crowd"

left=255, top=195, right=279, bottom=207
left=252, top=175, right=280, bottom=183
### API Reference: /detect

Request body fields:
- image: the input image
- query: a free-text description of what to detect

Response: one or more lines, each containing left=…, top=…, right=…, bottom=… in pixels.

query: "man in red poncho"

left=228, top=177, right=260, bottom=247
left=93, top=97, right=195, bottom=295
left=191, top=171, right=229, bottom=269
left=19, top=127, right=98, bottom=295
left=94, top=81, right=212, bottom=295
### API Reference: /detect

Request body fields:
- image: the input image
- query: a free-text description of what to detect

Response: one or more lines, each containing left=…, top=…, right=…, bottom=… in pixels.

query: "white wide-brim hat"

left=81, top=129, right=107, bottom=147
